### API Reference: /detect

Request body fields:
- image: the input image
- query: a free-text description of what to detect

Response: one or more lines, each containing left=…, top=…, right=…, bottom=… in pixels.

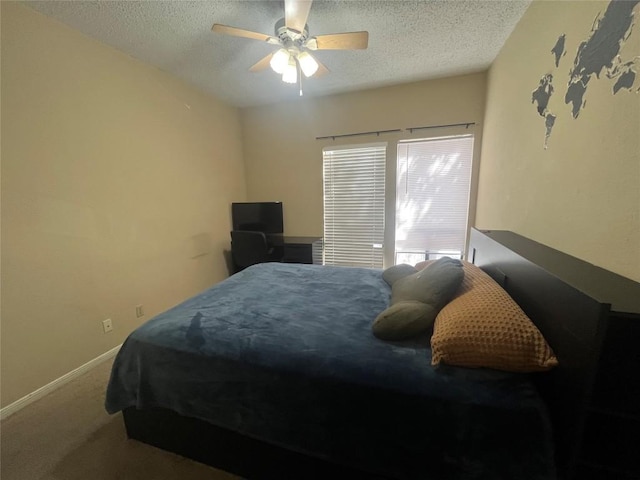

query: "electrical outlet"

left=135, top=304, right=144, bottom=318
left=102, top=318, right=113, bottom=333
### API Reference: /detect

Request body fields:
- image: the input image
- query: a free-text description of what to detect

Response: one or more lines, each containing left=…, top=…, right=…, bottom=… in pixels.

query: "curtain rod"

left=316, top=122, right=475, bottom=141
left=315, top=129, right=402, bottom=141
left=405, top=122, right=475, bottom=133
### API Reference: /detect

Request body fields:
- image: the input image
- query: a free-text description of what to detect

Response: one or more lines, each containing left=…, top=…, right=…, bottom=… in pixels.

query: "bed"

left=105, top=228, right=640, bottom=479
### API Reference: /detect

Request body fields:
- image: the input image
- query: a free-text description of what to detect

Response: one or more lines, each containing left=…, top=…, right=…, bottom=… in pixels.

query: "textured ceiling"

left=23, top=0, right=532, bottom=108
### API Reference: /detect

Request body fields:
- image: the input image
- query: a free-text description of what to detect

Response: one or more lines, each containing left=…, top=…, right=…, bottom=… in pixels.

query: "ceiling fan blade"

left=308, top=31, right=369, bottom=50
left=313, top=57, right=330, bottom=77
left=249, top=53, right=274, bottom=73
left=285, top=0, right=313, bottom=33
left=211, top=24, right=272, bottom=42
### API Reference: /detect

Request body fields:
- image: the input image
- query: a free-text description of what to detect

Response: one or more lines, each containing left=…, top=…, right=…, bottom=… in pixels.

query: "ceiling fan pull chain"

left=298, top=61, right=304, bottom=96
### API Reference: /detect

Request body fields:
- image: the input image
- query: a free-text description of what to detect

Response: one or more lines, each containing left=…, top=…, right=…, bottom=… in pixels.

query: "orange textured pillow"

left=430, top=261, right=558, bottom=372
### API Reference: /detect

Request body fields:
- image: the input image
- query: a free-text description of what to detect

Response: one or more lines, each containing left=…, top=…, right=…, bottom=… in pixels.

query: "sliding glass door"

left=321, top=135, right=473, bottom=268
left=394, top=135, right=474, bottom=265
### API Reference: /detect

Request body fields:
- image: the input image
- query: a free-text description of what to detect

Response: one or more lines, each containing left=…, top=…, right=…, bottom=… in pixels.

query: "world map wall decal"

left=531, top=0, right=639, bottom=149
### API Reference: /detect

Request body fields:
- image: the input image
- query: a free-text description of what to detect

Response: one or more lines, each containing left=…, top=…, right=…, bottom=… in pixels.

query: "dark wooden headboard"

left=468, top=229, right=610, bottom=479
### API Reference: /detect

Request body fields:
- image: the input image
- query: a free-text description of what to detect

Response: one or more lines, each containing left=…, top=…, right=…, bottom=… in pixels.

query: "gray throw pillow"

left=372, top=301, right=436, bottom=340
left=382, top=264, right=418, bottom=286
left=373, top=257, right=464, bottom=341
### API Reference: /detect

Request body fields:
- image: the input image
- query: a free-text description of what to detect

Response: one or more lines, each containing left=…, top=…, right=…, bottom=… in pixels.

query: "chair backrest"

left=230, top=230, right=271, bottom=271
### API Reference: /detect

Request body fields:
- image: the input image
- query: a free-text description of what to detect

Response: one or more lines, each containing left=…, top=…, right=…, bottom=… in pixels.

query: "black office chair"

left=230, top=230, right=273, bottom=273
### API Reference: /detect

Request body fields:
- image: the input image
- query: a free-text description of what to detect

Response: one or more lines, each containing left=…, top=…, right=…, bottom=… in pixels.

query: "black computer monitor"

left=231, top=202, right=284, bottom=234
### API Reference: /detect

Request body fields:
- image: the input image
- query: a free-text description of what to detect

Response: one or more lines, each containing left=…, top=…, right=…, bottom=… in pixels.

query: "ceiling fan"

left=212, top=0, right=368, bottom=90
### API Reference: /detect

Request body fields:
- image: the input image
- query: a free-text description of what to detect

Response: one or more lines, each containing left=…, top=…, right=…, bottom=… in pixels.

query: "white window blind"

left=323, top=144, right=386, bottom=268
left=395, top=135, right=473, bottom=263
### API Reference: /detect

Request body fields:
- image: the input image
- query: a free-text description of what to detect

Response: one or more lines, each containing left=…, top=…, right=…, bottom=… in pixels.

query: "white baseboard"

left=0, top=344, right=121, bottom=421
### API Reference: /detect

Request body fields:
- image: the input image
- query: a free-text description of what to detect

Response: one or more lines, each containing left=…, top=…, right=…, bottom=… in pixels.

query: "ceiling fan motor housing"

left=275, top=17, right=309, bottom=49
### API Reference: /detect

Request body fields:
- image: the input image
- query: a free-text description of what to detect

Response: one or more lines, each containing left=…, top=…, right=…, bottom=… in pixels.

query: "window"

left=323, top=144, right=386, bottom=268
left=395, top=135, right=474, bottom=265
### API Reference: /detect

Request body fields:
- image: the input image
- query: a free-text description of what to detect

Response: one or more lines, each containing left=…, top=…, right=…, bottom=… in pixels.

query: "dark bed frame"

left=121, top=228, right=640, bottom=480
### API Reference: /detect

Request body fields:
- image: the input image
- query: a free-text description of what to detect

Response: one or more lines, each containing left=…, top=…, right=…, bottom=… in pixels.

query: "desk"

left=277, top=236, right=323, bottom=265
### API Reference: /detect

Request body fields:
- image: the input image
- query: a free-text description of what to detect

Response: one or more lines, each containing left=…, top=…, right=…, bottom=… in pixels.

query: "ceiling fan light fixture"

left=297, top=51, right=319, bottom=77
left=270, top=48, right=290, bottom=74
left=282, top=58, right=298, bottom=84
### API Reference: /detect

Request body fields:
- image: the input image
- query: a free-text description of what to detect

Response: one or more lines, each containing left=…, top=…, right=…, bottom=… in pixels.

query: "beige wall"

left=1, top=3, right=246, bottom=407
left=478, top=0, right=640, bottom=281
left=241, top=73, right=487, bottom=265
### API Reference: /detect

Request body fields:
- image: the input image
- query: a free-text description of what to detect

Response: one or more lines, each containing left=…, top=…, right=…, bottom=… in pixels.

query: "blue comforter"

left=106, top=262, right=555, bottom=479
